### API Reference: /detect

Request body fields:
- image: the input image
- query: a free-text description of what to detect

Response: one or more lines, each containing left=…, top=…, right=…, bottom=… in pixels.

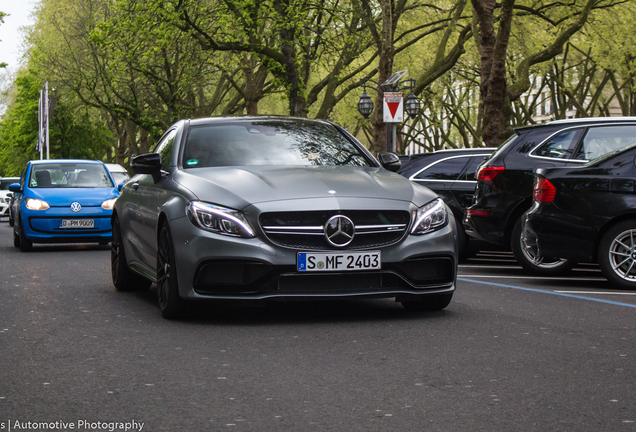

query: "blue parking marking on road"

left=459, top=278, right=636, bottom=309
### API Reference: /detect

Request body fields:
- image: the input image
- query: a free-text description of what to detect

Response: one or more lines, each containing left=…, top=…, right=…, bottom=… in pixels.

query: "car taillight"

left=477, top=166, right=505, bottom=185
left=533, top=177, right=556, bottom=203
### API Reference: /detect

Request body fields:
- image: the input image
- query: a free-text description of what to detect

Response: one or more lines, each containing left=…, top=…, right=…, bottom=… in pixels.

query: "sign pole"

left=45, top=81, right=50, bottom=160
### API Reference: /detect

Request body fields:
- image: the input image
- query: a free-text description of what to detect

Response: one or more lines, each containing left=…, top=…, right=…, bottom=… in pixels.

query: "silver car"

left=111, top=117, right=458, bottom=318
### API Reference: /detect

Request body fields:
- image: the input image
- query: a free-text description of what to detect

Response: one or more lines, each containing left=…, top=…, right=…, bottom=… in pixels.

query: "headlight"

left=25, top=198, right=50, bottom=211
left=187, top=201, right=255, bottom=238
left=411, top=198, right=447, bottom=235
left=101, top=198, right=117, bottom=210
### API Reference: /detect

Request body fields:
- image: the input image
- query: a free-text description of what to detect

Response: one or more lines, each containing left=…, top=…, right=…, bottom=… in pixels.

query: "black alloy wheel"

left=401, top=293, right=453, bottom=311
left=111, top=216, right=152, bottom=291
left=598, top=220, right=636, bottom=289
left=511, top=217, right=575, bottom=275
left=157, top=222, right=186, bottom=319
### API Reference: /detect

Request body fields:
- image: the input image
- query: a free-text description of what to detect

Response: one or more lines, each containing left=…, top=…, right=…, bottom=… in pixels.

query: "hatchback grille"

left=260, top=210, right=410, bottom=250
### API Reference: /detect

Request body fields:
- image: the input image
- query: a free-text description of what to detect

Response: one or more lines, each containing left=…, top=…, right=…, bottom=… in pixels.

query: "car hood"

left=26, top=187, right=119, bottom=207
left=174, top=166, right=437, bottom=210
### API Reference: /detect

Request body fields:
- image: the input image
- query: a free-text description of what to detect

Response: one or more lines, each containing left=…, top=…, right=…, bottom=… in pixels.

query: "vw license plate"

left=59, top=219, right=95, bottom=229
left=297, top=251, right=381, bottom=272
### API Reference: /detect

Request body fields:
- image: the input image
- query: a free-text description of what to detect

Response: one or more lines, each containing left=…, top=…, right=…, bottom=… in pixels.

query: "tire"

left=598, top=220, right=636, bottom=289
left=13, top=227, right=20, bottom=248
left=401, top=293, right=453, bottom=312
left=18, top=225, right=32, bottom=252
left=157, top=222, right=186, bottom=319
left=511, top=217, right=575, bottom=275
left=111, top=216, right=152, bottom=292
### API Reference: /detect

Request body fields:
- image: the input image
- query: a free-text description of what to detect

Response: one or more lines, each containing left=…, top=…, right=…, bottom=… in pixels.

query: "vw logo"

left=324, top=215, right=355, bottom=247
left=70, top=202, right=82, bottom=212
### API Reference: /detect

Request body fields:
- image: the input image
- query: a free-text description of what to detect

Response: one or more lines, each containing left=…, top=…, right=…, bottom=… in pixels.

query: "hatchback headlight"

left=101, top=198, right=117, bottom=210
left=25, top=198, right=50, bottom=211
left=411, top=198, right=447, bottom=235
left=187, top=201, right=255, bottom=238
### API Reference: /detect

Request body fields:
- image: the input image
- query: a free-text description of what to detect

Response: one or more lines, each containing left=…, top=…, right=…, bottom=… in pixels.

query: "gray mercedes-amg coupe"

left=111, top=117, right=458, bottom=318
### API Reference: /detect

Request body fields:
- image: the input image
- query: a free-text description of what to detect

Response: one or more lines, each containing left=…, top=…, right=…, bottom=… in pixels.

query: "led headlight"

left=187, top=201, right=255, bottom=238
left=101, top=198, right=117, bottom=210
left=411, top=198, right=447, bottom=235
left=25, top=198, right=50, bottom=210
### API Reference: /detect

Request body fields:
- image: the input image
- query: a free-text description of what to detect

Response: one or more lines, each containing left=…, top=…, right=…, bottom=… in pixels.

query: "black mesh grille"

left=260, top=210, right=410, bottom=250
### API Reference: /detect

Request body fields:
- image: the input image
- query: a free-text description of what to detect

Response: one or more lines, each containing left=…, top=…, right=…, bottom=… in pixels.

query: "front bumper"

left=21, top=206, right=113, bottom=243
left=169, top=214, right=458, bottom=300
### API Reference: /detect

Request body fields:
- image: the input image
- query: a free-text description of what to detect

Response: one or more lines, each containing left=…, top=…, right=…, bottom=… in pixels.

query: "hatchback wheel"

left=111, top=216, right=152, bottom=291
left=511, top=217, right=575, bottom=275
left=598, top=220, right=636, bottom=289
left=401, top=293, right=453, bottom=311
left=13, top=227, right=20, bottom=248
left=17, top=225, right=32, bottom=252
left=157, top=222, right=186, bottom=319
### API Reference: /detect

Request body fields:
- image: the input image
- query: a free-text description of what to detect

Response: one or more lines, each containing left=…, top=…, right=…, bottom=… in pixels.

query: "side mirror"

left=8, top=183, right=21, bottom=193
left=377, top=152, right=402, bottom=172
left=117, top=182, right=125, bottom=192
left=131, top=153, right=162, bottom=183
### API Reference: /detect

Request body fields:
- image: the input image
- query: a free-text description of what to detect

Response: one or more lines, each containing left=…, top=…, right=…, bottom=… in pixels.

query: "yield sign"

left=383, top=92, right=403, bottom=123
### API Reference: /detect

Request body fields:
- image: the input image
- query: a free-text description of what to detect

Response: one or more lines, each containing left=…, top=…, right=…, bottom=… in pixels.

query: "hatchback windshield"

left=182, top=120, right=371, bottom=168
left=29, top=163, right=114, bottom=188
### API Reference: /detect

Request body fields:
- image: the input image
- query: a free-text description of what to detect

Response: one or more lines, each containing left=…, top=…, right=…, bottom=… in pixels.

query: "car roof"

left=105, top=163, right=128, bottom=172
left=187, top=116, right=333, bottom=127
left=515, top=117, right=636, bottom=133
left=30, top=159, right=105, bottom=165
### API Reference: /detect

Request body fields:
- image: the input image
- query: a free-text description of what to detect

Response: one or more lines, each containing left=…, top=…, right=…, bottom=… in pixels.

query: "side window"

left=575, top=125, right=636, bottom=161
left=154, top=129, right=178, bottom=171
left=460, top=156, right=489, bottom=181
left=534, top=130, right=582, bottom=159
left=415, top=157, right=470, bottom=181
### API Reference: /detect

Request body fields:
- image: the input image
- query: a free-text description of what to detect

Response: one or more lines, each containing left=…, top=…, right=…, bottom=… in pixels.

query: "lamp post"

left=357, top=71, right=421, bottom=153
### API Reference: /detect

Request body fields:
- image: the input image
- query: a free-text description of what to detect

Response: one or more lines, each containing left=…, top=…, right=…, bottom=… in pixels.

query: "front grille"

left=260, top=210, right=410, bottom=250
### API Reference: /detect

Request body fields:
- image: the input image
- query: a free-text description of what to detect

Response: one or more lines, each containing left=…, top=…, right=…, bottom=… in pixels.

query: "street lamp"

left=404, top=92, right=421, bottom=119
left=357, top=89, right=374, bottom=118
left=357, top=72, right=422, bottom=152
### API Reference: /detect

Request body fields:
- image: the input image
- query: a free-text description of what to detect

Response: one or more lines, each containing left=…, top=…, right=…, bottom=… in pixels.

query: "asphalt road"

left=0, top=222, right=635, bottom=432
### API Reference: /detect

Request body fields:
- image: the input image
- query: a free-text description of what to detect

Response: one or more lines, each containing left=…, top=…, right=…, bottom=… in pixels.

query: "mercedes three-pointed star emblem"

left=324, top=215, right=355, bottom=247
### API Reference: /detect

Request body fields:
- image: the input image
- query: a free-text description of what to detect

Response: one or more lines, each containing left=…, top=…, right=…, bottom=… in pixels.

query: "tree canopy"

left=0, top=0, right=633, bottom=173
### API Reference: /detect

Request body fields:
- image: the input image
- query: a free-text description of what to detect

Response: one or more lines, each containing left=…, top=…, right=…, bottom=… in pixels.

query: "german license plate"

left=297, top=251, right=381, bottom=272
left=59, top=219, right=95, bottom=229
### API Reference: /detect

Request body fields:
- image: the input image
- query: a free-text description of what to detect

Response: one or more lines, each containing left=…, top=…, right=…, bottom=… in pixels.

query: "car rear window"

left=182, top=120, right=371, bottom=168
left=484, top=132, right=519, bottom=162
left=29, top=163, right=114, bottom=188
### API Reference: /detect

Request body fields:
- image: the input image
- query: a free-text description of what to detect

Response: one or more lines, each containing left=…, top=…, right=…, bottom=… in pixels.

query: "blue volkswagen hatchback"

left=9, top=160, right=119, bottom=251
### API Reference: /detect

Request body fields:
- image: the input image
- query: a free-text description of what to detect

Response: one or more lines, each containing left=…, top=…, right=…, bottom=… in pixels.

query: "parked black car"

left=399, top=148, right=495, bottom=257
left=524, top=142, right=636, bottom=288
left=465, top=117, right=636, bottom=274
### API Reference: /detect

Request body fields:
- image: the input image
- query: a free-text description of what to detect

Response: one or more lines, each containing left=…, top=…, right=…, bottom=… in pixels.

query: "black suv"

left=399, top=148, right=495, bottom=257
left=464, top=117, right=636, bottom=274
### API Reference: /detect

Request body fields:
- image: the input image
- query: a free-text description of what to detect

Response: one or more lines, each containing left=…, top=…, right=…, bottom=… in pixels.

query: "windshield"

left=29, top=163, right=114, bottom=188
left=182, top=120, right=371, bottom=168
